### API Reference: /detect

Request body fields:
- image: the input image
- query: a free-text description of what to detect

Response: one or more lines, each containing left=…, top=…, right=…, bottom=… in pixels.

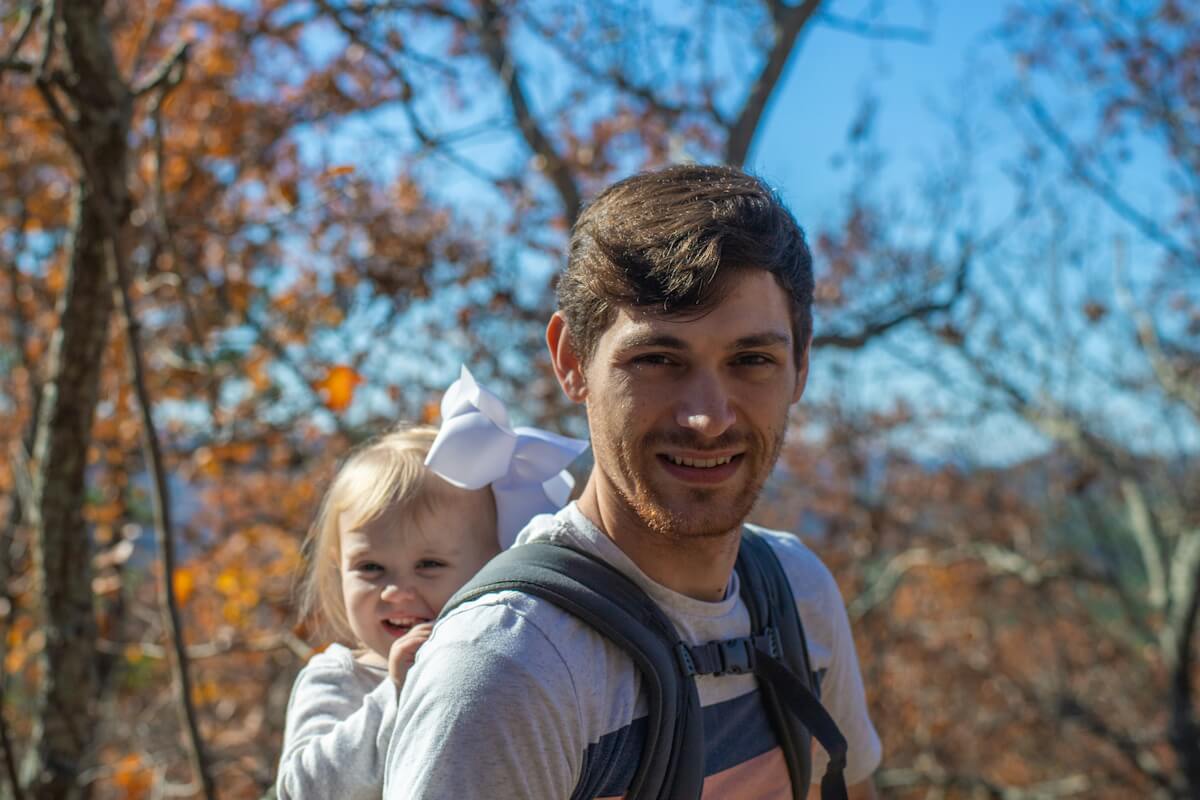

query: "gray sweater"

left=277, top=643, right=397, bottom=800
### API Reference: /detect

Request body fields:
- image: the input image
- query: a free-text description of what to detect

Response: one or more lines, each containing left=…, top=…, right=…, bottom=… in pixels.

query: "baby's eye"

left=415, top=559, right=446, bottom=570
left=355, top=562, right=384, bottom=574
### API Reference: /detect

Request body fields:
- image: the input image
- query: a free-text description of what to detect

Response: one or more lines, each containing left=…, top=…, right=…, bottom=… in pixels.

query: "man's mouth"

left=664, top=454, right=735, bottom=468
left=657, top=452, right=744, bottom=484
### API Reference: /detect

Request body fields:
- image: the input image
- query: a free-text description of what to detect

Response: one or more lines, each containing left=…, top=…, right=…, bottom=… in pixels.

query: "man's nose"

left=674, top=370, right=735, bottom=438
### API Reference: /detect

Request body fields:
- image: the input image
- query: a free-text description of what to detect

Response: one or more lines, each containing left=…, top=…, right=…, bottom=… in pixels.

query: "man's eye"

left=735, top=353, right=773, bottom=367
left=633, top=353, right=676, bottom=366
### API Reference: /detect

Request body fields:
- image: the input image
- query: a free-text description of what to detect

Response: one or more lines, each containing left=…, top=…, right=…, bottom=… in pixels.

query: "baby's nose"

left=380, top=583, right=415, bottom=601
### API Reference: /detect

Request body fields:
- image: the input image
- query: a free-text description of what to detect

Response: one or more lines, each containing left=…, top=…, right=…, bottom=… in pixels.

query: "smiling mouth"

left=664, top=454, right=736, bottom=469
left=382, top=616, right=429, bottom=635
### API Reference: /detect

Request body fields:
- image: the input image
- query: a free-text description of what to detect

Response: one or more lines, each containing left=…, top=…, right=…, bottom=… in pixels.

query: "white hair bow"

left=424, top=366, right=589, bottom=549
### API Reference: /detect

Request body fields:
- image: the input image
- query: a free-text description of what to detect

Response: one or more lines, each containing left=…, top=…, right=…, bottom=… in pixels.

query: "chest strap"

left=681, top=630, right=849, bottom=800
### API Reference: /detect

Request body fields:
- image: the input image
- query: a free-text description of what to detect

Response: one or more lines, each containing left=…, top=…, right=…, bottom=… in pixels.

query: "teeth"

left=667, top=455, right=733, bottom=468
left=384, top=617, right=426, bottom=627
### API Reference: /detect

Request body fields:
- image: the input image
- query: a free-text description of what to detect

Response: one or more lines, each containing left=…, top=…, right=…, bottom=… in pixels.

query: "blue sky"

left=273, top=0, right=1195, bottom=464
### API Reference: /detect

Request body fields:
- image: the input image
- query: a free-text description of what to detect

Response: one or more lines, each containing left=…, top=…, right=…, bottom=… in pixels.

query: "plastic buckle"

left=718, top=638, right=755, bottom=675
left=676, top=642, right=698, bottom=676
left=763, top=626, right=782, bottom=660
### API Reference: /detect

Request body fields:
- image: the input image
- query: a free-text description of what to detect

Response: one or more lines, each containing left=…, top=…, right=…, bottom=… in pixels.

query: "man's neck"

left=575, top=478, right=741, bottom=602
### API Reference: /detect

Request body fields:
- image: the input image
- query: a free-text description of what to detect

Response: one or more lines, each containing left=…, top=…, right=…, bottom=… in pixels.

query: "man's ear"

left=792, top=336, right=811, bottom=404
left=546, top=312, right=587, bottom=402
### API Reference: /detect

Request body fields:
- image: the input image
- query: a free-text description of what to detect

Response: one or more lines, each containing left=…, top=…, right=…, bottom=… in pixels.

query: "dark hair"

left=557, top=164, right=814, bottom=365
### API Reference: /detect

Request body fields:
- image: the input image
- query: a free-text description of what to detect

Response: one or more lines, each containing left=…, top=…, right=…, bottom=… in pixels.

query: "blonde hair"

left=298, top=425, right=449, bottom=645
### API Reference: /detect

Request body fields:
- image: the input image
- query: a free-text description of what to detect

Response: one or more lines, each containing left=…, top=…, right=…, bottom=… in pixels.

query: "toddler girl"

left=276, top=367, right=585, bottom=799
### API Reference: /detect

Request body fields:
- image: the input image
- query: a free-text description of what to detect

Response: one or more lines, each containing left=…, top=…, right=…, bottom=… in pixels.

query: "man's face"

left=561, top=269, right=807, bottom=540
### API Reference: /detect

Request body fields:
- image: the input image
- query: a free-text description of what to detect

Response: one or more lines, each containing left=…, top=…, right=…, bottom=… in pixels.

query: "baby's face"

left=338, top=484, right=499, bottom=665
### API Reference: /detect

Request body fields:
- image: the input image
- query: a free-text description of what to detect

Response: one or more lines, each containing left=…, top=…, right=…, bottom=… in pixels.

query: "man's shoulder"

left=435, top=588, right=618, bottom=671
left=744, top=524, right=839, bottom=597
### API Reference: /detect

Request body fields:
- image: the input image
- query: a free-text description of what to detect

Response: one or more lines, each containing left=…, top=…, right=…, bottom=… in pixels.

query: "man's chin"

left=633, top=489, right=755, bottom=541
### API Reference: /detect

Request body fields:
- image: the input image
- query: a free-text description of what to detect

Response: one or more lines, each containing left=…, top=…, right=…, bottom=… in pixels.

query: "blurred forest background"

left=1, top=0, right=1197, bottom=797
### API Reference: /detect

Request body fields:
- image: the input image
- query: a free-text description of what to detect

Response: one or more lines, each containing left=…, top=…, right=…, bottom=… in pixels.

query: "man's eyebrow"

left=730, top=332, right=792, bottom=350
left=618, top=333, right=690, bottom=350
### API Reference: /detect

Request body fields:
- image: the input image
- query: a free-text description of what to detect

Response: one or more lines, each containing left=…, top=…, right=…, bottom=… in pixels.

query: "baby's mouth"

left=382, top=616, right=429, bottom=636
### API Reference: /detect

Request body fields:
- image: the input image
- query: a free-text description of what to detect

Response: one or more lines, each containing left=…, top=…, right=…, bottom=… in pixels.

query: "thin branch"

left=1120, top=478, right=1168, bottom=611
left=1112, top=237, right=1200, bottom=418
left=131, top=40, right=189, bottom=97
left=724, top=0, right=822, bottom=167
left=516, top=6, right=711, bottom=122
left=0, top=57, right=34, bottom=73
left=3, top=2, right=41, bottom=60
left=1027, top=97, right=1196, bottom=270
left=107, top=229, right=218, bottom=800
left=35, top=0, right=57, bottom=78
left=849, top=541, right=1105, bottom=620
left=1166, top=533, right=1200, bottom=791
left=817, top=11, right=931, bottom=43
left=813, top=246, right=971, bottom=350
left=1056, top=692, right=1173, bottom=791
left=313, top=0, right=502, bottom=184
left=477, top=0, right=582, bottom=224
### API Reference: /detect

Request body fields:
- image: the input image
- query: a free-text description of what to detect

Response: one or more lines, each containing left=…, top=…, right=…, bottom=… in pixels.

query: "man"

left=384, top=165, right=881, bottom=798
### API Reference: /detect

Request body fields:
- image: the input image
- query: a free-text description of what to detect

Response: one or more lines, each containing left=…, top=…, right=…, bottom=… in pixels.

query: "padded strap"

left=754, top=647, right=849, bottom=800
left=440, top=540, right=704, bottom=800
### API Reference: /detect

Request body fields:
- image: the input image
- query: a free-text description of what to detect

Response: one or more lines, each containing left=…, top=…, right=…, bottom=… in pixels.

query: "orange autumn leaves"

left=314, top=364, right=363, bottom=412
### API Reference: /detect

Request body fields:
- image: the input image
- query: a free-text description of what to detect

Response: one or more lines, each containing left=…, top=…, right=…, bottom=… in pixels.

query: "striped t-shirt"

left=384, top=504, right=881, bottom=798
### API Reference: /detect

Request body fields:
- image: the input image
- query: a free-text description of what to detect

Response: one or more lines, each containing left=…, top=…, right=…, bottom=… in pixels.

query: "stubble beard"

left=607, top=422, right=789, bottom=541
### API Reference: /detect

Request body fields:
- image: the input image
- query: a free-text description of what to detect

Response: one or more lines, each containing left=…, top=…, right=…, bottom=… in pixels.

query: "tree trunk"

left=23, top=1, right=131, bottom=797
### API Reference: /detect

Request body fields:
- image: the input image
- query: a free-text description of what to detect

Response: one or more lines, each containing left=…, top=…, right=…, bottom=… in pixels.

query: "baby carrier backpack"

left=440, top=527, right=850, bottom=800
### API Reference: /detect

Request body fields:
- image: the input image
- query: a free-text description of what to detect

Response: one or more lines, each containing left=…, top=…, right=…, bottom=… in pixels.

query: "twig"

left=35, top=0, right=57, bottom=78
left=476, top=0, right=582, bottom=224
left=3, top=2, right=41, bottom=60
left=132, top=40, right=189, bottom=97
left=724, top=0, right=822, bottom=167
left=818, top=11, right=931, bottom=43
left=1027, top=97, right=1196, bottom=270
left=813, top=246, right=971, bottom=350
left=106, top=226, right=218, bottom=800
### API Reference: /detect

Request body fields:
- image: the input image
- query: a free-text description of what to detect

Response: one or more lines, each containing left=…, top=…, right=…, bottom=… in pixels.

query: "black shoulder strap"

left=439, top=530, right=849, bottom=800
left=440, top=540, right=705, bottom=800
left=737, top=530, right=849, bottom=800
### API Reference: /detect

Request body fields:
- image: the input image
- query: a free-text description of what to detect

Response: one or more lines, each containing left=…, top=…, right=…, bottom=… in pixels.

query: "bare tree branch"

left=477, top=0, right=582, bottom=224
left=813, top=247, right=971, bottom=350
left=1027, top=97, right=1197, bottom=270
left=131, top=39, right=188, bottom=97
left=35, top=0, right=57, bottom=78
left=3, top=2, right=41, bottom=61
left=724, top=0, right=822, bottom=167
left=105, top=196, right=218, bottom=800
left=1056, top=692, right=1174, bottom=792
left=313, top=0, right=503, bottom=184
left=1112, top=237, right=1200, bottom=418
left=817, top=11, right=930, bottom=43
left=1166, top=533, right=1200, bottom=788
